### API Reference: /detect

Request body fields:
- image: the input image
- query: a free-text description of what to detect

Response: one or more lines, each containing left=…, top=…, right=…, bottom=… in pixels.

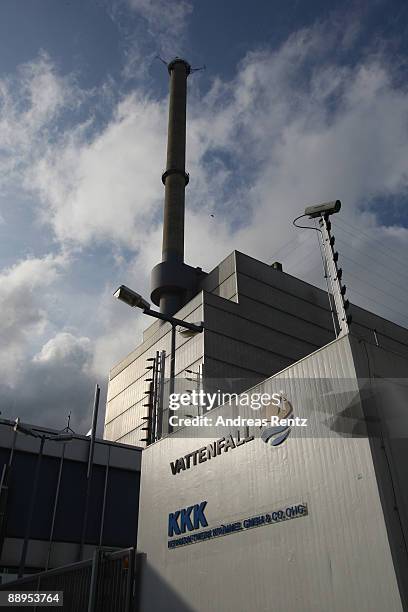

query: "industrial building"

left=102, top=57, right=408, bottom=611
left=0, top=54, right=405, bottom=612
left=104, top=248, right=408, bottom=446
left=0, top=419, right=141, bottom=583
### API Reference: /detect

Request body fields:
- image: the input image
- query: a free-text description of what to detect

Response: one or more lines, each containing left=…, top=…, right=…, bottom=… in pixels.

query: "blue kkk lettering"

left=168, top=501, right=208, bottom=537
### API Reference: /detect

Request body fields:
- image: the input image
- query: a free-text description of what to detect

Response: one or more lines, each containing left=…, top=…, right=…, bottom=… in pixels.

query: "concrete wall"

left=136, top=335, right=403, bottom=612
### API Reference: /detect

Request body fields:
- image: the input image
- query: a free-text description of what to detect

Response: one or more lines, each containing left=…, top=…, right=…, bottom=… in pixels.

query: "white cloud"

left=0, top=254, right=66, bottom=385
left=0, top=330, right=96, bottom=432
left=29, top=92, right=166, bottom=248
left=108, top=0, right=193, bottom=80
left=0, top=52, right=84, bottom=186
left=33, top=332, right=92, bottom=368
left=126, top=0, right=192, bottom=58
left=1, top=18, right=408, bottom=430
left=15, top=23, right=408, bottom=324
left=179, top=33, right=408, bottom=291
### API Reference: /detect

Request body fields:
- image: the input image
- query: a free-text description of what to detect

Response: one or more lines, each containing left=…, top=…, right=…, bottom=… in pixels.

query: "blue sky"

left=0, top=0, right=407, bottom=434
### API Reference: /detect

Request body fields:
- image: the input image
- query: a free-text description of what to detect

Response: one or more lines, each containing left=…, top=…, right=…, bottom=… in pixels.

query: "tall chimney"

left=151, top=58, right=204, bottom=316
left=162, top=58, right=190, bottom=266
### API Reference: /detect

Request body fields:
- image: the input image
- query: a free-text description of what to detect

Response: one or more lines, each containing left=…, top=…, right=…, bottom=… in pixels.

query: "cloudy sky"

left=0, top=0, right=407, bottom=434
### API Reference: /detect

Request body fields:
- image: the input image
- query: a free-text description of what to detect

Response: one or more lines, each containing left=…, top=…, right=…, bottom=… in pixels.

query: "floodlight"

left=178, top=324, right=203, bottom=338
left=113, top=285, right=150, bottom=310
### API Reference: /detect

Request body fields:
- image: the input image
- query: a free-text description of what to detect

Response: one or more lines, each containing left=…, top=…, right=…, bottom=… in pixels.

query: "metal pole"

left=152, top=351, right=159, bottom=443
left=19, top=436, right=45, bottom=578
left=316, top=224, right=338, bottom=338
left=0, top=464, right=8, bottom=558
left=168, top=324, right=176, bottom=434
left=197, top=364, right=203, bottom=416
left=157, top=350, right=166, bottom=440
left=79, top=384, right=100, bottom=560
left=125, top=548, right=135, bottom=612
left=319, top=215, right=350, bottom=337
left=138, top=308, right=202, bottom=435
left=87, top=548, right=101, bottom=612
left=170, top=324, right=176, bottom=395
left=0, top=465, right=6, bottom=499
left=0, top=421, right=19, bottom=558
left=45, top=442, right=66, bottom=570
left=8, top=426, right=18, bottom=469
left=98, top=445, right=110, bottom=547
left=87, top=385, right=100, bottom=479
left=143, top=306, right=203, bottom=332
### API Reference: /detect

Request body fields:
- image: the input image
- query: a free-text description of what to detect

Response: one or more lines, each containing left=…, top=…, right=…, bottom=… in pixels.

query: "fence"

left=0, top=547, right=143, bottom=611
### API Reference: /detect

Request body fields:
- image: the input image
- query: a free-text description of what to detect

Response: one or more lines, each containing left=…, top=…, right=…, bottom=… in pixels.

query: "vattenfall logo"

left=260, top=395, right=294, bottom=446
left=169, top=395, right=305, bottom=475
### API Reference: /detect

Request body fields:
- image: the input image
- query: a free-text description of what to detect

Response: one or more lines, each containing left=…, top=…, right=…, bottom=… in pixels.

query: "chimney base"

left=150, top=261, right=206, bottom=316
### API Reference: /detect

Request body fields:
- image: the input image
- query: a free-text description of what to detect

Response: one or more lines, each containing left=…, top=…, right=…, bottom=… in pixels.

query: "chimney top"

left=167, top=57, right=191, bottom=76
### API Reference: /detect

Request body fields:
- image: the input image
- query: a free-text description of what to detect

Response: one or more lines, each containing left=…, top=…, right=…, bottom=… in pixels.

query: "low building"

left=0, top=420, right=141, bottom=583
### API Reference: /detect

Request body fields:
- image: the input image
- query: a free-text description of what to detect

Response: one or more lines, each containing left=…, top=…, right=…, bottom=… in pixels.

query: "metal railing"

left=0, top=547, right=143, bottom=612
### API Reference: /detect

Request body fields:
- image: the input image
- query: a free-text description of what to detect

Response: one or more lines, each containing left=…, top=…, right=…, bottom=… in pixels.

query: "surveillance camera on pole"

left=294, top=199, right=350, bottom=338
left=305, top=199, right=350, bottom=337
left=304, top=200, right=341, bottom=219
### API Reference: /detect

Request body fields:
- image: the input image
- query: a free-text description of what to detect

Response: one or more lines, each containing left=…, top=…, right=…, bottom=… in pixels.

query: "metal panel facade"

left=105, top=249, right=408, bottom=455
left=137, top=335, right=403, bottom=612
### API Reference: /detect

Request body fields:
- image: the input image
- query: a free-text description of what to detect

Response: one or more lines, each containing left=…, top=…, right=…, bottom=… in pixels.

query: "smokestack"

left=161, top=58, right=190, bottom=266
left=151, top=58, right=205, bottom=316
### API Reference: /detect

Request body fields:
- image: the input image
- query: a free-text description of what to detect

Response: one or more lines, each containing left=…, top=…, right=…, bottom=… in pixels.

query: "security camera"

left=304, top=200, right=341, bottom=218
